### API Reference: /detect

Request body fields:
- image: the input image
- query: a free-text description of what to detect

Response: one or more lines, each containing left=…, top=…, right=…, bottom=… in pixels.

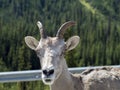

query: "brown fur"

left=72, top=67, right=120, bottom=90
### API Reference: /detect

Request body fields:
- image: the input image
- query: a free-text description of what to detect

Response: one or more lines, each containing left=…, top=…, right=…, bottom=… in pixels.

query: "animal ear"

left=24, top=36, right=39, bottom=50
left=65, top=36, right=80, bottom=51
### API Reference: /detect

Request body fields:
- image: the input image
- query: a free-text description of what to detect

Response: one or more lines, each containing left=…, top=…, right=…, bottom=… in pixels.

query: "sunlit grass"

left=79, top=0, right=96, bottom=14
left=79, top=0, right=106, bottom=23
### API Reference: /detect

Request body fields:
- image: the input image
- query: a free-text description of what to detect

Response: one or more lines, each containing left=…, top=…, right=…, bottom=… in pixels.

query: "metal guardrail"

left=0, top=65, right=120, bottom=83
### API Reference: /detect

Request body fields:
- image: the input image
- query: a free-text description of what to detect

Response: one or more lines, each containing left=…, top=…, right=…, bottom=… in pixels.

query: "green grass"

left=0, top=81, right=49, bottom=90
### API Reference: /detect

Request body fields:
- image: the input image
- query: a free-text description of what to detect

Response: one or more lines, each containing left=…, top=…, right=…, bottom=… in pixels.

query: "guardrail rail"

left=0, top=65, right=120, bottom=83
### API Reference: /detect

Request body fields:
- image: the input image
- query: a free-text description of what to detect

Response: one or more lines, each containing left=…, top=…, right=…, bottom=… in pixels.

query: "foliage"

left=0, top=0, right=120, bottom=89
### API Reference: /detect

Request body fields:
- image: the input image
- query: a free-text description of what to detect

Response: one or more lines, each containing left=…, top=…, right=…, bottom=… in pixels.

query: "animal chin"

left=43, top=78, right=54, bottom=85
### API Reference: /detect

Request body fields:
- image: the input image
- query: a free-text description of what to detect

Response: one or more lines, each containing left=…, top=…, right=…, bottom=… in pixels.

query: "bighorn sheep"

left=25, top=21, right=120, bottom=90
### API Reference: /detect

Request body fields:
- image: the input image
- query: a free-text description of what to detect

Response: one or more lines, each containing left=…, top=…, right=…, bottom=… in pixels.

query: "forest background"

left=0, top=0, right=120, bottom=90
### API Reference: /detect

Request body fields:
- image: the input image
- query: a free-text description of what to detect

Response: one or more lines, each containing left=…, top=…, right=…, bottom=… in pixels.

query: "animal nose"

left=43, top=69, right=54, bottom=76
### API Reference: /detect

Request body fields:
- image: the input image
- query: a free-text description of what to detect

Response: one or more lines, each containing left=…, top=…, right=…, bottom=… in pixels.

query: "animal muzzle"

left=43, top=69, right=54, bottom=76
left=42, top=68, right=55, bottom=85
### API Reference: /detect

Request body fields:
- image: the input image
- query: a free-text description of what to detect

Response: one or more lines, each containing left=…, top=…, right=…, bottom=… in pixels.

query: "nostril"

left=42, top=69, right=54, bottom=76
left=49, top=69, right=54, bottom=75
left=43, top=70, right=47, bottom=75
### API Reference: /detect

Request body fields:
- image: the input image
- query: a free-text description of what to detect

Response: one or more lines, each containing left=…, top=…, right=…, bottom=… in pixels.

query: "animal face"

left=36, top=37, right=66, bottom=85
left=24, top=21, right=80, bottom=85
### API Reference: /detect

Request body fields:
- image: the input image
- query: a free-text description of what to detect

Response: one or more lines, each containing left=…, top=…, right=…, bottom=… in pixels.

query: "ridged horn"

left=37, top=21, right=47, bottom=38
left=56, top=21, right=76, bottom=39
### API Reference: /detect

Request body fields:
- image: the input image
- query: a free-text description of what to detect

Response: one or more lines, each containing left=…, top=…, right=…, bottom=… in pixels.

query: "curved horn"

left=56, top=21, right=76, bottom=39
left=37, top=21, right=47, bottom=38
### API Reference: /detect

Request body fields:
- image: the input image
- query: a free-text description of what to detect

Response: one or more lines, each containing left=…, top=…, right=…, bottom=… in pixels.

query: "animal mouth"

left=45, top=79, right=52, bottom=82
left=42, top=77, right=55, bottom=85
left=42, top=73, right=55, bottom=85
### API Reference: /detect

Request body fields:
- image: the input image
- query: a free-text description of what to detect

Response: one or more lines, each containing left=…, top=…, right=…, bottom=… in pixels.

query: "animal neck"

left=50, top=57, right=74, bottom=90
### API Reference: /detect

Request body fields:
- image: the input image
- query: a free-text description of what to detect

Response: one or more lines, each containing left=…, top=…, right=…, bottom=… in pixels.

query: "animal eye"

left=36, top=49, right=45, bottom=57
